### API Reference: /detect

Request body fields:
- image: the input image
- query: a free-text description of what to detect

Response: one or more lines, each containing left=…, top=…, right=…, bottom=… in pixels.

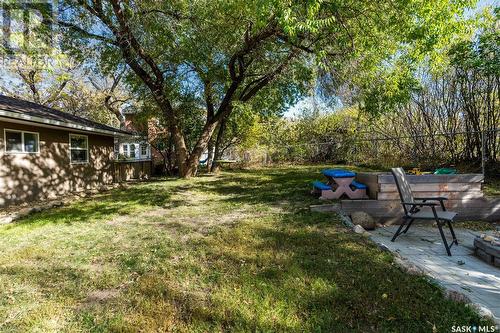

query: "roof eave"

left=0, top=110, right=133, bottom=137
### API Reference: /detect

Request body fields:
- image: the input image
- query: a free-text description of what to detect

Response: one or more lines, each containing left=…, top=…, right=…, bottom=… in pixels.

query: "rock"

left=98, top=185, right=109, bottom=192
left=483, top=235, right=494, bottom=242
left=0, top=215, right=14, bottom=224
left=467, top=303, right=494, bottom=320
left=353, top=224, right=366, bottom=234
left=17, top=207, right=34, bottom=217
left=376, top=223, right=384, bottom=228
left=338, top=211, right=354, bottom=228
left=51, top=201, right=64, bottom=207
left=445, top=290, right=470, bottom=303
left=31, top=206, right=42, bottom=213
left=351, top=212, right=376, bottom=230
left=377, top=243, right=390, bottom=252
left=394, top=257, right=425, bottom=275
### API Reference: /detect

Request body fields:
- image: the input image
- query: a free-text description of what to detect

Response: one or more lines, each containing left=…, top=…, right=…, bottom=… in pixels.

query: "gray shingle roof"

left=0, top=95, right=131, bottom=135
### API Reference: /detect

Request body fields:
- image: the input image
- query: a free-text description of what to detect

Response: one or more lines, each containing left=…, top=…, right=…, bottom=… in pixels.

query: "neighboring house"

left=115, top=111, right=151, bottom=161
left=113, top=111, right=154, bottom=180
left=0, top=95, right=135, bottom=207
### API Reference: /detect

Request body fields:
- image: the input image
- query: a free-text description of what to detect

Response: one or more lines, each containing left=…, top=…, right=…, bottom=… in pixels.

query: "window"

left=69, top=134, right=88, bottom=164
left=129, top=144, right=136, bottom=158
left=122, top=144, right=129, bottom=157
left=4, top=130, right=39, bottom=153
left=140, top=144, right=148, bottom=157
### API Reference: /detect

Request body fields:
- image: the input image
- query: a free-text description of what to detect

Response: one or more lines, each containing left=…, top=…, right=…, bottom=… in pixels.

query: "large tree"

left=56, top=0, right=474, bottom=177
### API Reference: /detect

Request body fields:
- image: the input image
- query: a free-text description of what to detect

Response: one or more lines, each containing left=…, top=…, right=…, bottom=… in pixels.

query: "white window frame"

left=69, top=133, right=89, bottom=164
left=129, top=143, right=136, bottom=159
left=122, top=143, right=129, bottom=157
left=4, top=129, right=40, bottom=154
left=140, top=144, right=148, bottom=158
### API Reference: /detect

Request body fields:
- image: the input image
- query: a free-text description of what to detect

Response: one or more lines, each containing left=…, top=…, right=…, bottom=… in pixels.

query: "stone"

left=445, top=289, right=470, bottom=304
left=394, top=257, right=425, bottom=275
left=31, top=206, right=42, bottom=213
left=483, top=235, right=494, bottom=242
left=51, top=201, right=64, bottom=207
left=338, top=211, right=354, bottom=228
left=467, top=303, right=494, bottom=320
left=445, top=290, right=470, bottom=303
left=0, top=215, right=14, bottom=224
left=351, top=212, right=376, bottom=230
left=98, top=185, right=109, bottom=192
left=17, top=207, right=34, bottom=217
left=353, top=224, right=366, bottom=234
left=376, top=223, right=384, bottom=228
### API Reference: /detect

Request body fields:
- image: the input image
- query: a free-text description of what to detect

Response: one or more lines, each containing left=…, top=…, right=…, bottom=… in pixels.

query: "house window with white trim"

left=4, top=129, right=39, bottom=153
left=122, top=144, right=129, bottom=157
left=130, top=144, right=136, bottom=158
left=69, top=134, right=89, bottom=164
left=140, top=144, right=148, bottom=158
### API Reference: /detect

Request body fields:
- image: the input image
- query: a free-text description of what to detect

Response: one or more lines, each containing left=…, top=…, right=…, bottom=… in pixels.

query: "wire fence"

left=236, top=129, right=500, bottom=176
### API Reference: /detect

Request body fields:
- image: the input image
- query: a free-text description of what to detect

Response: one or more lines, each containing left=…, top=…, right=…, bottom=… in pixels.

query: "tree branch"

left=56, top=20, right=117, bottom=45
left=239, top=50, right=298, bottom=102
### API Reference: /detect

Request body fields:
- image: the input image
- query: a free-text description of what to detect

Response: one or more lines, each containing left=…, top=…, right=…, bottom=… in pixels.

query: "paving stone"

left=369, top=225, right=500, bottom=324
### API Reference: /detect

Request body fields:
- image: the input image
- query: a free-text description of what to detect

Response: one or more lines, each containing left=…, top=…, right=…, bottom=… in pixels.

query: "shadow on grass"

left=9, top=184, right=176, bottom=228
left=196, top=168, right=323, bottom=207
left=190, top=212, right=489, bottom=332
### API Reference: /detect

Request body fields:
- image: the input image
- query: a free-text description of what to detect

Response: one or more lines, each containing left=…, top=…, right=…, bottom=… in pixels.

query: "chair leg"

left=402, top=219, right=414, bottom=234
left=436, top=221, right=452, bottom=256
left=391, top=219, right=407, bottom=242
left=446, top=220, right=458, bottom=245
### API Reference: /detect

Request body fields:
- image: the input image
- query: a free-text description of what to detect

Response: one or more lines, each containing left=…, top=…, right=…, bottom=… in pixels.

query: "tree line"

left=0, top=0, right=493, bottom=177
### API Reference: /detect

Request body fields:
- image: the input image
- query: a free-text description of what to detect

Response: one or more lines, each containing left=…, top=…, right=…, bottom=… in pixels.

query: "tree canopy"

left=50, top=0, right=477, bottom=176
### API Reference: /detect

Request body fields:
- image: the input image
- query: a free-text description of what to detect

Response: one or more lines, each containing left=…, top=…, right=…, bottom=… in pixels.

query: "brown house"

left=0, top=95, right=132, bottom=207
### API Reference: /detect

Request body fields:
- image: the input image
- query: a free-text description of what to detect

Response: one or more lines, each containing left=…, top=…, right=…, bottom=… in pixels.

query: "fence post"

left=481, top=130, right=485, bottom=176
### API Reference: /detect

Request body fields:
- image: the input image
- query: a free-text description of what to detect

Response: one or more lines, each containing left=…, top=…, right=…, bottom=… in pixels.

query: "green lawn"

left=0, top=166, right=492, bottom=332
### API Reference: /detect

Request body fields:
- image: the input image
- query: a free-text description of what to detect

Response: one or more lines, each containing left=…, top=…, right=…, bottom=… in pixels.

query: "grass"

left=0, top=165, right=493, bottom=332
left=484, top=178, right=500, bottom=197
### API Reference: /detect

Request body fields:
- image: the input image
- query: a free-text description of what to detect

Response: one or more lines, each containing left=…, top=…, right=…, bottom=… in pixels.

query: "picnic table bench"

left=311, top=169, right=368, bottom=200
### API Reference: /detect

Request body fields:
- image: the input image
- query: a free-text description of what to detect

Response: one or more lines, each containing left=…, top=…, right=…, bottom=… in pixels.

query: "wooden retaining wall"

left=312, top=173, right=500, bottom=222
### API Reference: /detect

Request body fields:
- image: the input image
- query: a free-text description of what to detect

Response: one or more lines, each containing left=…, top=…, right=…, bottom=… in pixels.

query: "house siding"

left=0, top=120, right=114, bottom=207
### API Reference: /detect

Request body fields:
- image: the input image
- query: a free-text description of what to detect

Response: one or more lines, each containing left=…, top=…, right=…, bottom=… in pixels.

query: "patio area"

left=369, top=225, right=500, bottom=324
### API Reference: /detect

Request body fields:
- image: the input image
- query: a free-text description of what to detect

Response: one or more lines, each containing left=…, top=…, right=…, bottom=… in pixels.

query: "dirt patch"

left=77, top=288, right=120, bottom=310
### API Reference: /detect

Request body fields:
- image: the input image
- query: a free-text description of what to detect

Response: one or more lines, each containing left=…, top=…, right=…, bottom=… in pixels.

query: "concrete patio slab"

left=369, top=225, right=500, bottom=324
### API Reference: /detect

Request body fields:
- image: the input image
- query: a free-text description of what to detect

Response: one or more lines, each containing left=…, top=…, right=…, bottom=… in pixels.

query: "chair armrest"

left=415, top=197, right=448, bottom=202
left=402, top=201, right=437, bottom=207
left=414, top=197, right=448, bottom=211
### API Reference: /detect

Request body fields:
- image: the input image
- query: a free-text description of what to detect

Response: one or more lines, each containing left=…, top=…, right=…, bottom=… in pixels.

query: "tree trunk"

left=182, top=121, right=219, bottom=178
left=207, top=138, right=214, bottom=172
left=211, top=119, right=227, bottom=173
left=157, top=98, right=191, bottom=177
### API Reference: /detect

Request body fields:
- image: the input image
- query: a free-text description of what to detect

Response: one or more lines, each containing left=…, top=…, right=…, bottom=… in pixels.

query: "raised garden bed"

left=474, top=237, right=500, bottom=267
